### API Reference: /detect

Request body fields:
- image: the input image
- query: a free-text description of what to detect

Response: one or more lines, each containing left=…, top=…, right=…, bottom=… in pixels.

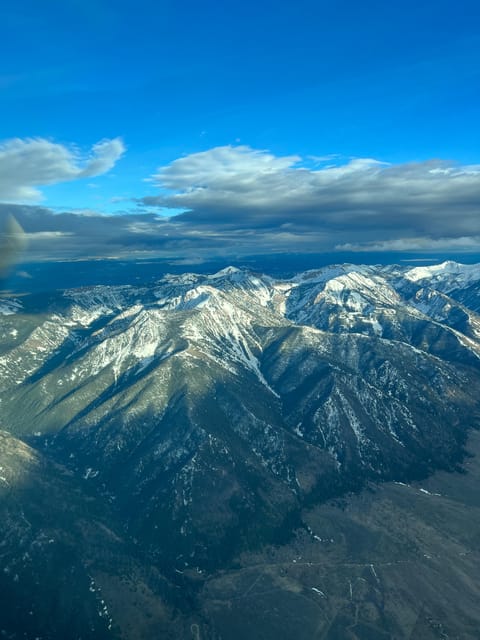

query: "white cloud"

left=149, top=145, right=302, bottom=210
left=144, top=146, right=393, bottom=214
left=0, top=137, right=125, bottom=202
left=154, top=145, right=301, bottom=189
left=78, top=138, right=125, bottom=178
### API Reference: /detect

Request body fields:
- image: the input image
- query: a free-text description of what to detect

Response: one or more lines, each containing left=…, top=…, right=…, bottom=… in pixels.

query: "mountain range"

left=1, top=260, right=480, bottom=639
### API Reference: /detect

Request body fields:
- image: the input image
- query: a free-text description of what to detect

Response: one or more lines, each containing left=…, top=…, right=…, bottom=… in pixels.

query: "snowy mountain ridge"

left=1, top=260, right=480, bottom=572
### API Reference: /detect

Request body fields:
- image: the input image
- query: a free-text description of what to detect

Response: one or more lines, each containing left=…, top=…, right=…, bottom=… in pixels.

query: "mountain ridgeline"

left=1, top=260, right=480, bottom=639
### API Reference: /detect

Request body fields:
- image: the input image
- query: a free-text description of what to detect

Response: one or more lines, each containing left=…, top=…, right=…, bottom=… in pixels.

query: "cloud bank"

left=140, top=145, right=480, bottom=254
left=0, top=137, right=125, bottom=202
left=1, top=144, right=480, bottom=263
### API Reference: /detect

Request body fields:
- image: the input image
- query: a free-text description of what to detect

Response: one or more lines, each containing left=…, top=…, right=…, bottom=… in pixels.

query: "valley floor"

left=195, top=429, right=480, bottom=640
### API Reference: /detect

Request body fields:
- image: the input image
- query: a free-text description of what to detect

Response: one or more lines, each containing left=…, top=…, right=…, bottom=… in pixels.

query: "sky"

left=1, top=0, right=480, bottom=266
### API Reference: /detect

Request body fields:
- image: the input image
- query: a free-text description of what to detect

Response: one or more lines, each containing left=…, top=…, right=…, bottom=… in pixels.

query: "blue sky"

left=1, top=0, right=480, bottom=263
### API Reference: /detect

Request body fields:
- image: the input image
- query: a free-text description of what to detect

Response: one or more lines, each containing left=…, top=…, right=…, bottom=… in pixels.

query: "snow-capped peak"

left=208, top=266, right=244, bottom=279
left=405, top=261, right=480, bottom=284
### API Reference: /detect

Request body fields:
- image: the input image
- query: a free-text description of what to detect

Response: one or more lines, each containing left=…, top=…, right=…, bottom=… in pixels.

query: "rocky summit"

left=1, top=261, right=480, bottom=639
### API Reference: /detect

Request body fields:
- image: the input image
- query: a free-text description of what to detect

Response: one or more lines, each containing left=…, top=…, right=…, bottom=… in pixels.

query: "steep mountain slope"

left=0, top=431, right=184, bottom=640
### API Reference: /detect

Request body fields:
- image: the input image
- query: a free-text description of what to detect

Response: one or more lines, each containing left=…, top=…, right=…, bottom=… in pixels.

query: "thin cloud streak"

left=338, top=237, right=480, bottom=253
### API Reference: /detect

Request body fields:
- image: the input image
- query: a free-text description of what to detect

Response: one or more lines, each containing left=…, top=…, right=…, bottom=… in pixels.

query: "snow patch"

left=0, top=299, right=22, bottom=315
